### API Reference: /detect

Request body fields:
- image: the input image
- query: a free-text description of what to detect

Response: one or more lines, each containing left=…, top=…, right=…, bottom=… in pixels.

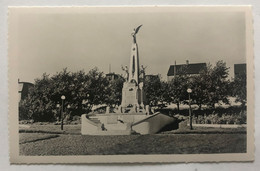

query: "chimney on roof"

left=186, top=60, right=189, bottom=65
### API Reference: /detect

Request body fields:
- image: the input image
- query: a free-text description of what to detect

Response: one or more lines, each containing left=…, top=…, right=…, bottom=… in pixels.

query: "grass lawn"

left=19, top=133, right=246, bottom=155
left=20, top=133, right=59, bottom=144
left=19, top=124, right=81, bottom=134
left=19, top=120, right=247, bottom=155
left=19, top=120, right=246, bottom=135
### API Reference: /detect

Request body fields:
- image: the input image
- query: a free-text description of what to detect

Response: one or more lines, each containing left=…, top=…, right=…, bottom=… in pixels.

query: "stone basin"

left=81, top=112, right=176, bottom=135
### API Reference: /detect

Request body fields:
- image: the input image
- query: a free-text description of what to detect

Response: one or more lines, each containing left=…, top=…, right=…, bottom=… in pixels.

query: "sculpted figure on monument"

left=122, top=65, right=129, bottom=81
left=131, top=25, right=142, bottom=43
left=140, top=65, right=146, bottom=80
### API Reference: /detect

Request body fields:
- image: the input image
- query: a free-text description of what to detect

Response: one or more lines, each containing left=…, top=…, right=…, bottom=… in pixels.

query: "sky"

left=9, top=7, right=246, bottom=83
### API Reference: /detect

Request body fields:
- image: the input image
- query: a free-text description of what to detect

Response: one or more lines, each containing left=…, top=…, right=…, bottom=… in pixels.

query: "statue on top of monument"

left=131, top=25, right=142, bottom=43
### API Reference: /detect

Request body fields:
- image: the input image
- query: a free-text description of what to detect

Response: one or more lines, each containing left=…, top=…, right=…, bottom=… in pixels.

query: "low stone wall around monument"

left=132, top=113, right=176, bottom=134
left=81, top=113, right=176, bottom=135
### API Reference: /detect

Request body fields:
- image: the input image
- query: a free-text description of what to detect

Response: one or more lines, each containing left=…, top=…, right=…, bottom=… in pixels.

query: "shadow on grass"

left=19, top=133, right=60, bottom=144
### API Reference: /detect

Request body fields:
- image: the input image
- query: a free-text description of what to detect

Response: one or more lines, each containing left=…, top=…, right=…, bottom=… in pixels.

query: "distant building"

left=167, top=60, right=207, bottom=81
left=18, top=79, right=34, bottom=102
left=145, top=74, right=160, bottom=81
left=234, top=63, right=246, bottom=79
left=106, top=73, right=120, bottom=81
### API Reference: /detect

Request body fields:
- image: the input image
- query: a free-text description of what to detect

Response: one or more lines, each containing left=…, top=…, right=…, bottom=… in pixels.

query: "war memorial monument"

left=81, top=25, right=175, bottom=135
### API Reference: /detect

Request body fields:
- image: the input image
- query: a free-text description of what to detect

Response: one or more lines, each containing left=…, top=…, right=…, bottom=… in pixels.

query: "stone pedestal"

left=121, top=82, right=140, bottom=108
left=120, top=81, right=146, bottom=113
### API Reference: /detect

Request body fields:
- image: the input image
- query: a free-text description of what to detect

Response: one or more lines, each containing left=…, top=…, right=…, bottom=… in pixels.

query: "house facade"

left=234, top=63, right=246, bottom=79
left=167, top=61, right=206, bottom=82
left=105, top=73, right=120, bottom=81
left=18, top=79, right=34, bottom=102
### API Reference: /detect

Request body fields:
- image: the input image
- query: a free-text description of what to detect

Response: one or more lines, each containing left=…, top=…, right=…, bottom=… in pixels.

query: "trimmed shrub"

left=194, top=111, right=246, bottom=125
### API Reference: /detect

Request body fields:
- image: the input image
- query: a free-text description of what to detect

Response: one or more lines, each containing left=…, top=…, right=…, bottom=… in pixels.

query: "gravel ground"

left=20, top=133, right=246, bottom=155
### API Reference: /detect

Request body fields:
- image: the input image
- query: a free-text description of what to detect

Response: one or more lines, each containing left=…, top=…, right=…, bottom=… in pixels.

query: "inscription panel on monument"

left=125, top=89, right=137, bottom=105
left=123, top=83, right=138, bottom=106
left=126, top=87, right=137, bottom=105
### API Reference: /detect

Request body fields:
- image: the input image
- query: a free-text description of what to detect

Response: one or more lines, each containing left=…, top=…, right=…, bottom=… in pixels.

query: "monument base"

left=81, top=113, right=176, bottom=135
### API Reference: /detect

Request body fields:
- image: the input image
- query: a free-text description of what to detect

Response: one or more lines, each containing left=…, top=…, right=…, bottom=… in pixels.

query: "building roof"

left=105, top=72, right=120, bottom=77
left=105, top=72, right=120, bottom=81
left=167, top=63, right=207, bottom=76
left=234, top=63, right=246, bottom=75
left=18, top=82, right=34, bottom=92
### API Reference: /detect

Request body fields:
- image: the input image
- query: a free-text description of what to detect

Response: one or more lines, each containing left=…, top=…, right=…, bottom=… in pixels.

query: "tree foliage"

left=164, top=61, right=231, bottom=110
left=19, top=68, right=109, bottom=121
left=190, top=61, right=230, bottom=109
left=167, top=75, right=189, bottom=111
left=104, top=75, right=124, bottom=107
left=19, top=60, right=246, bottom=122
left=145, top=75, right=164, bottom=107
left=206, top=61, right=230, bottom=108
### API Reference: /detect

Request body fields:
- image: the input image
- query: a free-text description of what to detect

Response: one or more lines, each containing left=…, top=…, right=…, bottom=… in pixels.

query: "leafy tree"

left=19, top=68, right=109, bottom=122
left=189, top=75, right=207, bottom=110
left=20, top=73, right=56, bottom=121
left=145, top=75, right=163, bottom=107
left=104, top=75, right=124, bottom=107
left=189, top=64, right=213, bottom=110
left=67, top=70, right=90, bottom=114
left=164, top=61, right=230, bottom=110
left=167, top=71, right=189, bottom=111
left=190, top=61, right=230, bottom=109
left=207, top=61, right=230, bottom=108
left=84, top=68, right=109, bottom=109
left=159, top=81, right=170, bottom=107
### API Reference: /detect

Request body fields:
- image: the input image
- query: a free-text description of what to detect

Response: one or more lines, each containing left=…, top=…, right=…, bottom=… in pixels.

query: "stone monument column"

left=128, top=25, right=142, bottom=84
left=128, top=43, right=140, bottom=84
left=120, top=25, right=145, bottom=113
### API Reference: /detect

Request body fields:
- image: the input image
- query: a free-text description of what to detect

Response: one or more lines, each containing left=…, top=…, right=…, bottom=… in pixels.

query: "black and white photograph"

left=8, top=6, right=254, bottom=163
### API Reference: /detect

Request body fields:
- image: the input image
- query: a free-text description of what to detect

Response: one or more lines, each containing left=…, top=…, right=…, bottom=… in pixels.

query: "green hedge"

left=194, top=111, right=246, bottom=124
